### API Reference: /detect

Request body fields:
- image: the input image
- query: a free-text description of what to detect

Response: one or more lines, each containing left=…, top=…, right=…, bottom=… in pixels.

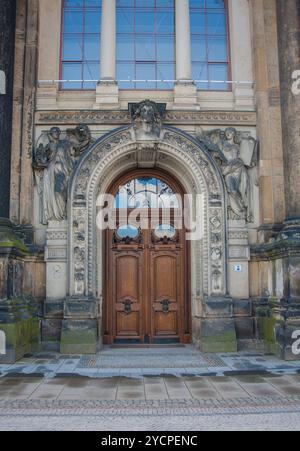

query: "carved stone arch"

left=66, top=125, right=228, bottom=343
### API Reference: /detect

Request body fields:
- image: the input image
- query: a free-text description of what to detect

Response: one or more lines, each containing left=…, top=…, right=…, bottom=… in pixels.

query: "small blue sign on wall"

left=234, top=265, right=242, bottom=273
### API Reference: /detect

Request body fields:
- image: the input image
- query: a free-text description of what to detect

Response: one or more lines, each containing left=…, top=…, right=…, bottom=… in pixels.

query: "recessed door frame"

left=102, top=168, right=191, bottom=345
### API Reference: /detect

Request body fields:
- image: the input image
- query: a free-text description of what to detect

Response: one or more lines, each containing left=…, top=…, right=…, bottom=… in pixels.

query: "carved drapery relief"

left=68, top=119, right=227, bottom=300
left=33, top=124, right=94, bottom=223
left=197, top=128, right=258, bottom=222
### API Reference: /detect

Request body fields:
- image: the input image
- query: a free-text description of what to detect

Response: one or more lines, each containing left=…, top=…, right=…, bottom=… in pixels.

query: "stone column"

left=253, top=0, right=300, bottom=360
left=173, top=0, right=199, bottom=110
left=101, top=0, right=116, bottom=81
left=228, top=0, right=254, bottom=110
left=175, top=0, right=192, bottom=81
left=277, top=0, right=300, bottom=223
left=0, top=0, right=40, bottom=364
left=94, top=0, right=119, bottom=109
left=0, top=0, right=16, bottom=222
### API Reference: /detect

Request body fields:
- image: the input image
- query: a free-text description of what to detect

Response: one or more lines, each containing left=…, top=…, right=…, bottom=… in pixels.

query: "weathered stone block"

left=44, top=299, right=64, bottom=319
left=41, top=319, right=62, bottom=342
left=233, top=299, right=252, bottom=317
left=64, top=298, right=100, bottom=320
left=235, top=317, right=254, bottom=340
left=200, top=318, right=237, bottom=353
left=0, top=296, right=40, bottom=363
left=202, top=296, right=233, bottom=318
left=60, top=319, right=98, bottom=354
left=0, top=318, right=40, bottom=363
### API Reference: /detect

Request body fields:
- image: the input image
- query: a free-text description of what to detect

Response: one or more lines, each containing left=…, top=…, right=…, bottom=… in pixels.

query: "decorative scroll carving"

left=74, top=130, right=133, bottom=200
left=162, top=131, right=220, bottom=196
left=197, top=128, right=258, bottom=222
left=209, top=209, right=224, bottom=294
left=33, top=125, right=94, bottom=223
left=113, top=228, right=142, bottom=246
left=151, top=229, right=179, bottom=245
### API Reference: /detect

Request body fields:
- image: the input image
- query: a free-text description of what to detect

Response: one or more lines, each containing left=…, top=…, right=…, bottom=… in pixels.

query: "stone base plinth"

left=93, top=81, right=120, bottom=110
left=60, top=319, right=99, bottom=354
left=0, top=298, right=40, bottom=363
left=198, top=297, right=237, bottom=353
left=173, top=82, right=199, bottom=110
left=200, top=318, right=237, bottom=353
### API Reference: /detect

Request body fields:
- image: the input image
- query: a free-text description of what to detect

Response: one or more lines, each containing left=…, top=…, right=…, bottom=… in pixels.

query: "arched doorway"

left=66, top=120, right=231, bottom=354
left=103, top=169, right=191, bottom=345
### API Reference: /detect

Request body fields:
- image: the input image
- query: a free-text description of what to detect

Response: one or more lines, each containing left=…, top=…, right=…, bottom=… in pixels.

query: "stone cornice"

left=251, top=239, right=300, bottom=261
left=35, top=110, right=257, bottom=127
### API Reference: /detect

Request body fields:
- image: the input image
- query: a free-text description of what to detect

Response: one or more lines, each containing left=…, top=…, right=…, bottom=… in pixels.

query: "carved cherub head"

left=75, top=124, right=91, bottom=142
left=224, top=127, right=238, bottom=143
left=49, top=127, right=61, bottom=141
left=134, top=100, right=162, bottom=126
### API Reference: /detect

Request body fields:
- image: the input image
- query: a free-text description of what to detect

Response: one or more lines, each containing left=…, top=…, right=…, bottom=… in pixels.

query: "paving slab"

left=1, top=346, right=300, bottom=380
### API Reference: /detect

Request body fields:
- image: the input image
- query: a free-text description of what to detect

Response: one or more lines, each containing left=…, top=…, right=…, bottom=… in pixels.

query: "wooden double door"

left=103, top=219, right=191, bottom=345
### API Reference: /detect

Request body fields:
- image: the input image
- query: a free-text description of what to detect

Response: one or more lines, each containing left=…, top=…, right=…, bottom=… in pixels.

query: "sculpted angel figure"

left=34, top=124, right=93, bottom=223
left=43, top=127, right=74, bottom=222
left=197, top=127, right=258, bottom=222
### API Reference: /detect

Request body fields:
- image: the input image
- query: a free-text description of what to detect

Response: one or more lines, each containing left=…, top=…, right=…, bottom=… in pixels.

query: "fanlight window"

left=115, top=177, right=180, bottom=209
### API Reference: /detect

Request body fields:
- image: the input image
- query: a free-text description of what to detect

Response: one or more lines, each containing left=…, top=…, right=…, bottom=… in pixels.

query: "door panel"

left=112, top=251, right=144, bottom=342
left=104, top=172, right=190, bottom=345
left=150, top=252, right=182, bottom=341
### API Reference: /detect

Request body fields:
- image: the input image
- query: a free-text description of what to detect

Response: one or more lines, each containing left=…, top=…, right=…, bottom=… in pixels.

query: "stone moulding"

left=67, top=124, right=228, bottom=309
left=251, top=228, right=300, bottom=261
left=251, top=239, right=300, bottom=261
left=35, top=110, right=257, bottom=126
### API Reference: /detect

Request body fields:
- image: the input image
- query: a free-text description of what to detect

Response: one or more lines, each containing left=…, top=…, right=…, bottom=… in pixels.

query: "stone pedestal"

left=251, top=220, right=300, bottom=359
left=42, top=221, right=67, bottom=350
left=228, top=221, right=250, bottom=299
left=0, top=220, right=40, bottom=363
left=60, top=298, right=101, bottom=354
left=93, top=81, right=120, bottom=110
left=199, top=297, right=237, bottom=353
left=173, top=82, right=199, bottom=111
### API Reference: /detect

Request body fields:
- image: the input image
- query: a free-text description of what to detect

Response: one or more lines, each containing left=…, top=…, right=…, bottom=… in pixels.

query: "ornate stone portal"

left=33, top=101, right=260, bottom=354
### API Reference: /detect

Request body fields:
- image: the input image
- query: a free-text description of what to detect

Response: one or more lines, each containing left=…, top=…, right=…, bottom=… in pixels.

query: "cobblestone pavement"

left=0, top=374, right=300, bottom=430
left=1, top=347, right=300, bottom=430
left=1, top=346, right=300, bottom=379
left=0, top=398, right=300, bottom=431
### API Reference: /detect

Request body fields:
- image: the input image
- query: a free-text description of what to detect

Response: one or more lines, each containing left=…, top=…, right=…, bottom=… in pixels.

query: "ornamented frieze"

left=35, top=110, right=257, bottom=126
left=228, top=230, right=249, bottom=240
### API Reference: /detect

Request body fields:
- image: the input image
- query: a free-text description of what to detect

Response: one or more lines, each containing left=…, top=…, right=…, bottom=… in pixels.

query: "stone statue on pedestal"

left=33, top=125, right=93, bottom=223
left=197, top=127, right=258, bottom=222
